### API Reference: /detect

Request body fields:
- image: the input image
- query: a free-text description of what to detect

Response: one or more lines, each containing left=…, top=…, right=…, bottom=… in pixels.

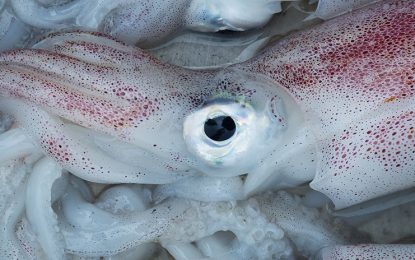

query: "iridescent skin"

left=0, top=0, right=413, bottom=212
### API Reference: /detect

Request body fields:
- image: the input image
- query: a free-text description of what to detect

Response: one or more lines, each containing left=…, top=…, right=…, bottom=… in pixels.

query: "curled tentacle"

left=25, top=157, right=68, bottom=260
left=66, top=181, right=160, bottom=260
left=256, top=191, right=353, bottom=257
left=0, top=162, right=35, bottom=259
left=60, top=197, right=191, bottom=256
left=0, top=183, right=30, bottom=259
left=59, top=184, right=292, bottom=258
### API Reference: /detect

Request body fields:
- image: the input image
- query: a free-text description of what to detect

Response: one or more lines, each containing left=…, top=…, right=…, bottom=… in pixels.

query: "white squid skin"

left=239, top=0, right=415, bottom=210
left=0, top=0, right=413, bottom=207
left=309, top=0, right=380, bottom=20
left=8, top=0, right=285, bottom=46
left=0, top=0, right=414, bottom=258
left=6, top=0, right=379, bottom=44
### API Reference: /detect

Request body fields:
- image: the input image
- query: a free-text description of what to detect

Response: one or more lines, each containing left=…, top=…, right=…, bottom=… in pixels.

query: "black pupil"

left=204, top=116, right=236, bottom=142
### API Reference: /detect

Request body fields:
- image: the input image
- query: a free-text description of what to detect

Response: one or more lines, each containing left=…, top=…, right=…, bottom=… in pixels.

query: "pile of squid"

left=0, top=0, right=415, bottom=259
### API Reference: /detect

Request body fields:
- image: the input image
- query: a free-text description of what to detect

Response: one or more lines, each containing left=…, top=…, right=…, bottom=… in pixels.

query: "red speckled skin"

left=0, top=1, right=413, bottom=207
left=0, top=32, right=218, bottom=183
left=240, top=0, right=415, bottom=209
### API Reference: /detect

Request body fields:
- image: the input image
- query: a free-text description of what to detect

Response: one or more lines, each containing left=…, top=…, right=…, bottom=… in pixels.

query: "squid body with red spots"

left=0, top=0, right=414, bottom=212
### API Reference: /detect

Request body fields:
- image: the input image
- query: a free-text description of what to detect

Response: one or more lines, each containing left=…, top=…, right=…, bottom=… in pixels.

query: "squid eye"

left=204, top=116, right=236, bottom=142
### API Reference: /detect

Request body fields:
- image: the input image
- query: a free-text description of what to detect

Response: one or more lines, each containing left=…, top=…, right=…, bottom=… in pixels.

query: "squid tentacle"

left=25, top=157, right=68, bottom=259
left=0, top=98, right=184, bottom=183
left=57, top=178, right=292, bottom=258
left=0, top=167, right=32, bottom=259
left=61, top=197, right=191, bottom=256
left=256, top=191, right=354, bottom=258
left=63, top=181, right=159, bottom=259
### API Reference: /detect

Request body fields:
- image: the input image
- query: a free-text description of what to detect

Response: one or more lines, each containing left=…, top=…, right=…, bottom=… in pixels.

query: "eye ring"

left=203, top=115, right=236, bottom=142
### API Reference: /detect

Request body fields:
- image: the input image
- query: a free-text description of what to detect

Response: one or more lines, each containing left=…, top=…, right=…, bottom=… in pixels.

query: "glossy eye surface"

left=183, top=96, right=281, bottom=177
left=204, top=116, right=236, bottom=142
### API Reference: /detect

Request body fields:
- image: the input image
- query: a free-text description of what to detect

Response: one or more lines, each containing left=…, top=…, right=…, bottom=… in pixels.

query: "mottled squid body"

left=241, top=0, right=415, bottom=209
left=0, top=0, right=414, bottom=258
left=0, top=0, right=413, bottom=217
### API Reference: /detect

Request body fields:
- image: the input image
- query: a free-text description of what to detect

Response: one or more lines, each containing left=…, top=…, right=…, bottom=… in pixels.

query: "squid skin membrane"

left=153, top=176, right=245, bottom=203
left=310, top=0, right=380, bottom=20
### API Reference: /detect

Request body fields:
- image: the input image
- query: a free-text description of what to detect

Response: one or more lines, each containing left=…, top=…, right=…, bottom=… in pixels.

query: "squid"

left=1, top=0, right=381, bottom=68
left=8, top=0, right=286, bottom=46
left=0, top=0, right=413, bottom=211
left=0, top=0, right=414, bottom=258
left=6, top=0, right=380, bottom=47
